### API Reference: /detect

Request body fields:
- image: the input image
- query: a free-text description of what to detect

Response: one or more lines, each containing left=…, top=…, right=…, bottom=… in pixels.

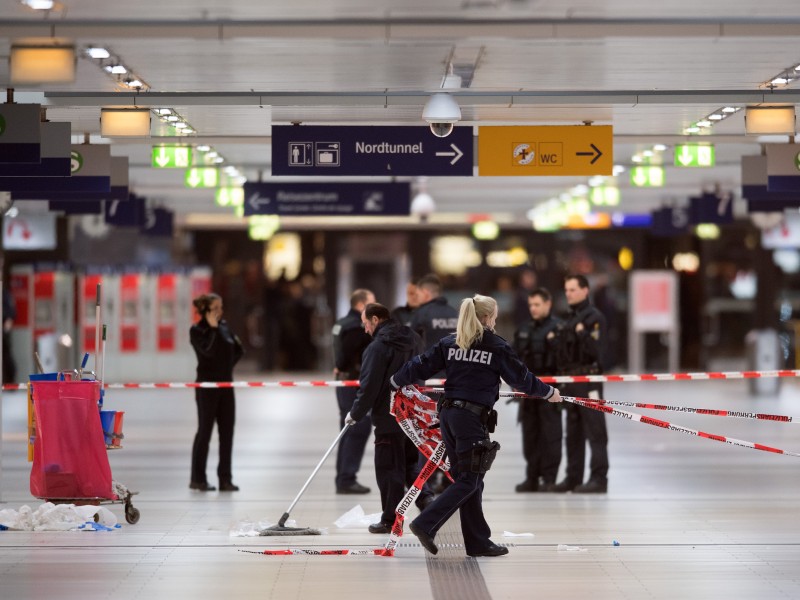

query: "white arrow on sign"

left=155, top=147, right=170, bottom=167
left=435, top=143, right=464, bottom=165
left=248, top=192, right=272, bottom=211
left=677, top=145, right=693, bottom=166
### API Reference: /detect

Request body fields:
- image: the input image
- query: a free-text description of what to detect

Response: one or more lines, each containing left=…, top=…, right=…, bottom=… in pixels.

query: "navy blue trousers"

left=518, top=399, right=562, bottom=484
left=561, top=382, right=608, bottom=485
left=335, top=387, right=371, bottom=488
left=411, top=405, right=493, bottom=555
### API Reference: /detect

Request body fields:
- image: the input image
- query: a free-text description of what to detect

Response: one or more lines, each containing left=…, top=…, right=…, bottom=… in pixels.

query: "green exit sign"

left=674, top=144, right=715, bottom=167
left=152, top=145, right=192, bottom=168
left=185, top=167, right=219, bottom=188
left=630, top=166, right=665, bottom=187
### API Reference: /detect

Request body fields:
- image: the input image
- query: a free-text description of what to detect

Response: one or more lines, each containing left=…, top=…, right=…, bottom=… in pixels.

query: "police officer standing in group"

left=408, top=273, right=458, bottom=494
left=512, top=288, right=562, bottom=493
left=332, top=288, right=375, bottom=494
left=410, top=274, right=458, bottom=354
left=551, top=274, right=609, bottom=494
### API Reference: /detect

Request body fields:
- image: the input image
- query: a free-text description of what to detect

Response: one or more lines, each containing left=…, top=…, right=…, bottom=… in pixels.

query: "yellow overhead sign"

left=478, top=125, right=613, bottom=176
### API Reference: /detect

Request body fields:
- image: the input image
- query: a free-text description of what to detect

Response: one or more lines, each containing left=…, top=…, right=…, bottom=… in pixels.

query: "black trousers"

left=518, top=398, right=562, bottom=484
left=374, top=432, right=422, bottom=525
left=411, top=405, right=493, bottom=555
left=560, top=382, right=608, bottom=485
left=191, top=387, right=235, bottom=485
left=335, top=387, right=372, bottom=488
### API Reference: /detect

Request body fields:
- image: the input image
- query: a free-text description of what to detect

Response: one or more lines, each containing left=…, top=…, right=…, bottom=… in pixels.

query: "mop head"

left=260, top=526, right=322, bottom=536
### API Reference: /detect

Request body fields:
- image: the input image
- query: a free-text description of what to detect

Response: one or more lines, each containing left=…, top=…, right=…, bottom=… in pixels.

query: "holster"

left=462, top=439, right=501, bottom=474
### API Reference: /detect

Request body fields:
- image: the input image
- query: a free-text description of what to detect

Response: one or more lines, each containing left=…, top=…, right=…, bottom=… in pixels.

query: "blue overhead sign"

left=0, top=104, right=41, bottom=163
left=243, top=182, right=410, bottom=216
left=271, top=126, right=473, bottom=176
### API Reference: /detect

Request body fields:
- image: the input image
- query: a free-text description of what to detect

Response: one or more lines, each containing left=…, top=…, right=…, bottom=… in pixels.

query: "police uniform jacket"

left=410, top=296, right=458, bottom=350
left=349, top=320, right=422, bottom=435
left=332, top=308, right=372, bottom=379
left=557, top=298, right=606, bottom=374
left=513, top=314, right=562, bottom=375
left=391, top=329, right=555, bottom=409
left=190, top=318, right=244, bottom=382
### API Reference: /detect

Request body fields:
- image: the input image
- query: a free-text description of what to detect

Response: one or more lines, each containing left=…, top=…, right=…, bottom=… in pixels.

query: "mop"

left=260, top=423, right=351, bottom=536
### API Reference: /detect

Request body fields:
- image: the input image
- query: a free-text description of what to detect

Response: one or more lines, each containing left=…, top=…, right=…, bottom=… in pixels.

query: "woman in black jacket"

left=190, top=293, right=243, bottom=491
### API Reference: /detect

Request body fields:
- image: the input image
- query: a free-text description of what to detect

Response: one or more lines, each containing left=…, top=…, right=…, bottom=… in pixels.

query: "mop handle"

left=100, top=324, right=106, bottom=386
left=93, top=284, right=101, bottom=374
left=278, top=423, right=351, bottom=527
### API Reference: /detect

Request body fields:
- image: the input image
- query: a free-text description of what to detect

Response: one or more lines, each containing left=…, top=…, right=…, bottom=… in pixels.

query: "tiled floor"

left=2, top=374, right=800, bottom=599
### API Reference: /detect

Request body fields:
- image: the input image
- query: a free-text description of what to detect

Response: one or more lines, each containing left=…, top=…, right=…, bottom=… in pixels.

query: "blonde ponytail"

left=455, top=294, right=497, bottom=350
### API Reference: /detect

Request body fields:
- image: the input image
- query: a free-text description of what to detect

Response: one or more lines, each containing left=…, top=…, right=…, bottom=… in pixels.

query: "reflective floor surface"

left=2, top=373, right=800, bottom=599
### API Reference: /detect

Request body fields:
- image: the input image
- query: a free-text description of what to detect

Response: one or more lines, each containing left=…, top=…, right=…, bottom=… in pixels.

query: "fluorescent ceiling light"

left=173, top=122, right=188, bottom=129
left=86, top=47, right=110, bottom=59
left=166, top=115, right=179, bottom=122
left=653, top=144, right=667, bottom=151
left=708, top=114, right=724, bottom=120
left=100, top=108, right=151, bottom=137
left=10, top=43, right=76, bottom=84
left=745, top=105, right=796, bottom=135
left=196, top=145, right=210, bottom=152
left=685, top=126, right=701, bottom=133
left=771, top=77, right=792, bottom=86
left=722, top=106, right=738, bottom=113
left=125, top=79, right=143, bottom=88
left=155, top=108, right=172, bottom=116
left=696, top=120, right=712, bottom=127
left=21, top=0, right=55, bottom=9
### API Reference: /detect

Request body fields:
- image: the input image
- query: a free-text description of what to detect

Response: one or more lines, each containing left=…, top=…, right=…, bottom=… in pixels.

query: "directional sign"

left=6, top=144, right=111, bottom=198
left=185, top=167, right=218, bottom=188
left=243, top=182, right=410, bottom=216
left=0, top=104, right=41, bottom=163
left=106, top=194, right=145, bottom=227
left=152, top=145, right=192, bottom=168
left=0, top=122, right=70, bottom=177
left=271, top=126, right=473, bottom=176
left=630, top=166, right=665, bottom=187
left=477, top=125, right=613, bottom=176
left=674, top=144, right=715, bottom=167
left=741, top=155, right=800, bottom=211
left=689, top=192, right=733, bottom=224
left=765, top=144, right=800, bottom=192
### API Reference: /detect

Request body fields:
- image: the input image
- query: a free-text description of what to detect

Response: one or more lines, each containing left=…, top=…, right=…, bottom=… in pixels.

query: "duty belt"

left=440, top=398, right=488, bottom=418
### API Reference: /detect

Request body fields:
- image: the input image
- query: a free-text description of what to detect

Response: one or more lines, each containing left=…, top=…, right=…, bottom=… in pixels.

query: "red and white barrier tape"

left=7, top=368, right=800, bottom=392
left=240, top=549, right=377, bottom=556
left=478, top=389, right=800, bottom=425
left=564, top=396, right=800, bottom=458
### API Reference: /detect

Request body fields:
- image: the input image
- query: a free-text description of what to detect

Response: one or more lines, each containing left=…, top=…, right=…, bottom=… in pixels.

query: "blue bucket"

left=99, top=410, right=116, bottom=445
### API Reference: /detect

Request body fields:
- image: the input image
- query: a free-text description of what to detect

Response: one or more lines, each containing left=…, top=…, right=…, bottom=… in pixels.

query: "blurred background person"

left=391, top=282, right=420, bottom=326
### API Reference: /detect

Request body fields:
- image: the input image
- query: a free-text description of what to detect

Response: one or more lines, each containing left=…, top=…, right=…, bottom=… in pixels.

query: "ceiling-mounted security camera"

left=422, top=93, right=461, bottom=138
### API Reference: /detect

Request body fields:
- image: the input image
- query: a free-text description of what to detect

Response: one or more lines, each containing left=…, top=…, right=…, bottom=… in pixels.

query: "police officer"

left=391, top=294, right=561, bottom=557
left=344, top=303, right=424, bottom=534
left=512, top=288, right=562, bottom=492
left=410, top=274, right=458, bottom=353
left=551, top=274, right=609, bottom=494
left=391, top=283, right=420, bottom=326
left=332, top=288, right=375, bottom=494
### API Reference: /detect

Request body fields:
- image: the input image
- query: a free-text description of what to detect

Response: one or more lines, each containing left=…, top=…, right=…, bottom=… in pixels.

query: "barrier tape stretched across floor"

left=5, top=368, right=800, bottom=391
left=562, top=396, right=800, bottom=458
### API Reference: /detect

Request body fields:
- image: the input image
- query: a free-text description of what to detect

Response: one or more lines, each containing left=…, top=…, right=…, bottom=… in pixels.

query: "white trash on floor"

left=0, top=503, right=119, bottom=531
left=334, top=505, right=383, bottom=528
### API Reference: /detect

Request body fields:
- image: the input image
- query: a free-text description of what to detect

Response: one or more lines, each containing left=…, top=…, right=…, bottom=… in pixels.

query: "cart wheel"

left=125, top=505, right=140, bottom=524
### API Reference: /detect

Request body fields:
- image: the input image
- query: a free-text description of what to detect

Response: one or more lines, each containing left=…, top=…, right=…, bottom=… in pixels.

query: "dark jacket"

left=513, top=314, right=562, bottom=375
left=332, top=308, right=372, bottom=379
left=350, top=320, right=421, bottom=435
left=190, top=318, right=244, bottom=382
left=390, top=304, right=415, bottom=327
left=555, top=298, right=607, bottom=375
left=391, top=329, right=554, bottom=408
left=409, top=296, right=458, bottom=351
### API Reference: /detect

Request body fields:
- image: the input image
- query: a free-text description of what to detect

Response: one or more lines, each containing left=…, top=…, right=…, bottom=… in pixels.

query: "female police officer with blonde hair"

left=391, top=294, right=561, bottom=557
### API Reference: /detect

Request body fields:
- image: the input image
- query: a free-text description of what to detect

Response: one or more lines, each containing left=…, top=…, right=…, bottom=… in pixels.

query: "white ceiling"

left=2, top=0, right=800, bottom=227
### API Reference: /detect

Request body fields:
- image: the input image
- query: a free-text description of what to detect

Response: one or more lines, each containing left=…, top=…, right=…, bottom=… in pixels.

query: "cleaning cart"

left=28, top=374, right=140, bottom=524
